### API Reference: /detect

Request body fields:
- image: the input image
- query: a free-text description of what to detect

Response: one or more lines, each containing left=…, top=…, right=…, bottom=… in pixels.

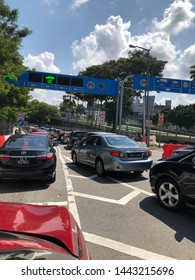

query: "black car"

left=149, top=149, right=195, bottom=211
left=171, top=145, right=194, bottom=156
left=0, top=134, right=57, bottom=183
left=67, top=131, right=88, bottom=149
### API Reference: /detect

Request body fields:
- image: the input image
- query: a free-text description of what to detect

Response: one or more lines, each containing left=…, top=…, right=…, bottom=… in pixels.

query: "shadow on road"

left=140, top=196, right=195, bottom=243
left=0, top=180, right=50, bottom=193
left=66, top=161, right=148, bottom=184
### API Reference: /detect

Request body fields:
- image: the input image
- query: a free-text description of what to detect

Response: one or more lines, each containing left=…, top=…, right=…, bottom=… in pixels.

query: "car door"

left=179, top=152, right=195, bottom=206
left=75, top=138, right=88, bottom=164
left=85, top=136, right=102, bottom=167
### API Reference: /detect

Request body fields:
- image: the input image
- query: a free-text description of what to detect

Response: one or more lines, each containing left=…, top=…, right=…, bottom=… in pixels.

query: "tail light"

left=144, top=150, right=152, bottom=157
left=0, top=155, right=11, bottom=161
left=110, top=151, right=124, bottom=158
left=36, top=153, right=53, bottom=160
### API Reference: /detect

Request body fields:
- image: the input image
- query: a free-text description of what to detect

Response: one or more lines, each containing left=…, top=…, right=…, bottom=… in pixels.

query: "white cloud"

left=157, top=93, right=195, bottom=108
left=23, top=0, right=195, bottom=106
left=152, top=0, right=195, bottom=35
left=70, top=0, right=91, bottom=11
left=24, top=52, right=62, bottom=105
left=71, top=0, right=195, bottom=85
left=72, top=15, right=131, bottom=70
left=24, top=52, right=60, bottom=73
left=29, top=88, right=64, bottom=105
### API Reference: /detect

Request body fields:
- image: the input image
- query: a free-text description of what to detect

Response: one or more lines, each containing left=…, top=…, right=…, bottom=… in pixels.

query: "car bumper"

left=104, top=157, right=153, bottom=172
left=0, top=169, right=55, bottom=181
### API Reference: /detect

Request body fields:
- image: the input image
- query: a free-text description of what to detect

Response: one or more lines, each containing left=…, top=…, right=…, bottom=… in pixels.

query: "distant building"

left=132, top=96, right=155, bottom=116
left=132, top=97, right=172, bottom=116
left=154, top=99, right=172, bottom=114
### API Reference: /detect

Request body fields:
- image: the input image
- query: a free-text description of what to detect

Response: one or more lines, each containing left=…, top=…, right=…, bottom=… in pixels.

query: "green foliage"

left=24, top=100, right=61, bottom=125
left=163, top=104, right=195, bottom=129
left=0, top=0, right=32, bottom=123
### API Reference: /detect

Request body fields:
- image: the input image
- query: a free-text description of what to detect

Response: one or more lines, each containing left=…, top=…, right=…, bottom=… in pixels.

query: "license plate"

left=128, top=153, right=142, bottom=158
left=17, top=158, right=30, bottom=164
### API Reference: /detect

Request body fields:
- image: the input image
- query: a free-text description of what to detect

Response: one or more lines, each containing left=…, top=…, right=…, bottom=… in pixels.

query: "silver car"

left=71, top=133, right=153, bottom=176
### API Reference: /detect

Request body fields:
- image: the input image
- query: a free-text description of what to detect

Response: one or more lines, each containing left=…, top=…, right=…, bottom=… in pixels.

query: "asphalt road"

left=0, top=143, right=195, bottom=260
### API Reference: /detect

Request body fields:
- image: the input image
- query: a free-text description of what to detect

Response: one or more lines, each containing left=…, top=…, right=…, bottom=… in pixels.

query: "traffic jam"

left=0, top=125, right=194, bottom=260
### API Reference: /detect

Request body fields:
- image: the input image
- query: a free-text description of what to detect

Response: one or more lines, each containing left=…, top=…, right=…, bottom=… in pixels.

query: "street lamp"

left=117, top=75, right=134, bottom=134
left=129, top=44, right=151, bottom=147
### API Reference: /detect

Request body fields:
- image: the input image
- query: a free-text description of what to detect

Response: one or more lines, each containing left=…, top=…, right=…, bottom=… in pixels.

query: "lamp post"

left=118, top=75, right=134, bottom=134
left=129, top=44, right=151, bottom=147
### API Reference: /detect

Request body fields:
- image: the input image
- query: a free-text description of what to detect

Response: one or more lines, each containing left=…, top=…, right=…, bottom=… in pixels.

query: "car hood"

left=0, top=202, right=82, bottom=258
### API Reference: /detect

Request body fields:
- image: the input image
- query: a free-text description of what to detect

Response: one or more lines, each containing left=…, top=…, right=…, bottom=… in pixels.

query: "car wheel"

left=72, top=152, right=78, bottom=165
left=156, top=177, right=184, bottom=211
left=95, top=159, right=106, bottom=177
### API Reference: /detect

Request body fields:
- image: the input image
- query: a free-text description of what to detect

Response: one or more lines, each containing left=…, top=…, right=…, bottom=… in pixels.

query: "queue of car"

left=0, top=126, right=92, bottom=260
left=25, top=127, right=195, bottom=212
left=0, top=125, right=195, bottom=260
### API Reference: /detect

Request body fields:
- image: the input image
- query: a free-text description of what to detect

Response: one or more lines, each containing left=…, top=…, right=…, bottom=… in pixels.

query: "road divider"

left=0, top=136, right=5, bottom=147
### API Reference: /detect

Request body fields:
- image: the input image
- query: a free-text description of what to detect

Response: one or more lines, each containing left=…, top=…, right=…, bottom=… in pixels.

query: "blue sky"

left=4, top=0, right=195, bottom=108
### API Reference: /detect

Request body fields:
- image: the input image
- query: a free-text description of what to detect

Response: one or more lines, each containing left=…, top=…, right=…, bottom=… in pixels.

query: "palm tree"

left=190, top=65, right=195, bottom=80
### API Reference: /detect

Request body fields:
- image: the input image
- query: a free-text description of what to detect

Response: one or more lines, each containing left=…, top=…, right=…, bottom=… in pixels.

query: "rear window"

left=105, top=136, right=138, bottom=146
left=73, top=132, right=87, bottom=139
left=5, top=136, right=49, bottom=149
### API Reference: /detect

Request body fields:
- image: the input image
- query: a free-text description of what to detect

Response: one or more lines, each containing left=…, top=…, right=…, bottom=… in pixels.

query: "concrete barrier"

left=150, top=135, right=157, bottom=146
left=0, top=136, right=5, bottom=147
left=162, top=144, right=191, bottom=158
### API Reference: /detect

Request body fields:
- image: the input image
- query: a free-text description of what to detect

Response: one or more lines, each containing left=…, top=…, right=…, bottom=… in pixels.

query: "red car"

left=0, top=201, right=91, bottom=260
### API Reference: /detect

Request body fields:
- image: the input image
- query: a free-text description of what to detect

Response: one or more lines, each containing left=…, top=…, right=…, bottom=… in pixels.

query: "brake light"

left=36, top=153, right=53, bottom=160
left=144, top=150, right=152, bottom=157
left=0, top=155, right=11, bottom=161
left=110, top=151, right=124, bottom=158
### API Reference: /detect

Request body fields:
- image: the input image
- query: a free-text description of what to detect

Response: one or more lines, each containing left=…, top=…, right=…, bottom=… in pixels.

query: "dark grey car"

left=71, top=133, right=153, bottom=176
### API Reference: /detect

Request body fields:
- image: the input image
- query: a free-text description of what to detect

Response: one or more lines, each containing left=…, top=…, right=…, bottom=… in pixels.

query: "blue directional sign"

left=6, top=71, right=119, bottom=97
left=17, top=119, right=24, bottom=127
left=133, top=75, right=195, bottom=94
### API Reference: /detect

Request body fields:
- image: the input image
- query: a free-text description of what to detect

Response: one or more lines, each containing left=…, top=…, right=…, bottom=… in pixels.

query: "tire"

left=156, top=177, right=184, bottom=211
left=72, top=152, right=78, bottom=165
left=95, top=159, right=106, bottom=177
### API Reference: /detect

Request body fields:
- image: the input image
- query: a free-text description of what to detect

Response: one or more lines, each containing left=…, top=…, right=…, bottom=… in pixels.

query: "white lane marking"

left=58, top=148, right=176, bottom=260
left=65, top=170, right=154, bottom=197
left=63, top=155, right=72, bottom=161
left=109, top=177, right=154, bottom=196
left=68, top=174, right=98, bottom=180
left=84, top=232, right=176, bottom=260
left=59, top=153, right=81, bottom=228
left=30, top=201, right=68, bottom=206
left=70, top=189, right=141, bottom=205
left=119, top=189, right=141, bottom=205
